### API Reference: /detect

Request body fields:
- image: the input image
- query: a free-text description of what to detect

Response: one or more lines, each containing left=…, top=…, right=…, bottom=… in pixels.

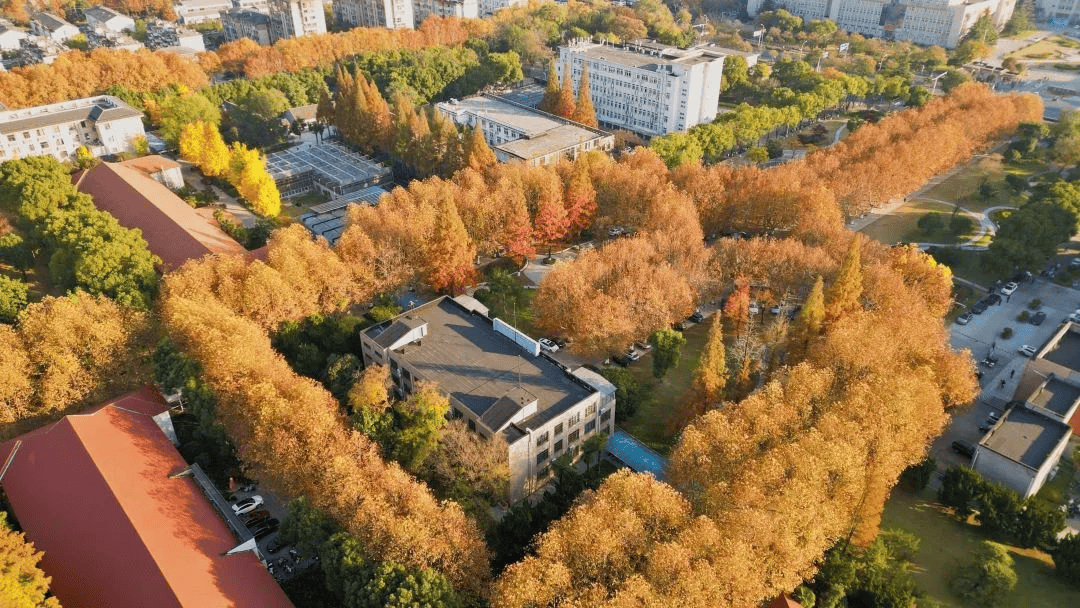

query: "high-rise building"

left=412, top=0, right=478, bottom=22
left=222, top=9, right=272, bottom=44
left=746, top=0, right=1017, bottom=49
left=479, top=0, right=525, bottom=17
left=268, top=0, right=326, bottom=41
left=555, top=40, right=727, bottom=137
left=332, top=0, right=414, bottom=29
left=1037, top=0, right=1080, bottom=26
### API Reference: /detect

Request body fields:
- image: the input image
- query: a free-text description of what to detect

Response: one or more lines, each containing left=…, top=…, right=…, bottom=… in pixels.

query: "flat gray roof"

left=563, top=41, right=725, bottom=71
left=0, top=97, right=141, bottom=135
left=1029, top=377, right=1080, bottom=417
left=498, top=124, right=603, bottom=159
left=979, top=407, right=1071, bottom=469
left=1041, top=329, right=1080, bottom=371
left=368, top=298, right=594, bottom=435
left=265, top=142, right=389, bottom=187
left=34, top=12, right=73, bottom=31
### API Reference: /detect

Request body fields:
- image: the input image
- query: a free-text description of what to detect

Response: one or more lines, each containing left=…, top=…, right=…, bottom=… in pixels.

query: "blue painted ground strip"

left=607, top=429, right=667, bottom=480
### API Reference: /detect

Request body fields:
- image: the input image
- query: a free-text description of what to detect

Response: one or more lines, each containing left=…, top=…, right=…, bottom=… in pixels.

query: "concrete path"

left=831, top=123, right=846, bottom=145
left=178, top=161, right=259, bottom=228
left=908, top=200, right=1017, bottom=251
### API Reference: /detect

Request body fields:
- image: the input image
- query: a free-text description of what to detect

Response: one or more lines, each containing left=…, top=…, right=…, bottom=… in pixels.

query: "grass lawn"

left=860, top=200, right=958, bottom=245
left=1009, top=36, right=1080, bottom=61
left=920, top=155, right=1042, bottom=213
left=882, top=488, right=1079, bottom=608
left=929, top=248, right=1001, bottom=288
left=619, top=321, right=712, bottom=455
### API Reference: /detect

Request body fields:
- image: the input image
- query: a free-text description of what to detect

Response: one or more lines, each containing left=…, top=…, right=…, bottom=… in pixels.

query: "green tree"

left=1052, top=533, right=1080, bottom=586
left=278, top=496, right=339, bottom=559
left=899, top=456, right=936, bottom=491
left=158, top=93, right=221, bottom=145
left=0, top=233, right=33, bottom=274
left=0, top=275, right=29, bottom=323
left=0, top=512, right=60, bottom=608
left=1003, top=5, right=1033, bottom=36
left=938, top=465, right=985, bottom=520
left=952, top=541, right=1017, bottom=607
left=598, top=366, right=650, bottom=421
left=988, top=201, right=1076, bottom=272
left=538, top=63, right=560, bottom=114
left=323, top=353, right=361, bottom=402
left=964, top=12, right=999, bottom=45
left=651, top=131, right=704, bottom=168
left=722, top=55, right=750, bottom=93
left=581, top=431, right=608, bottom=470
left=1051, top=109, right=1080, bottom=166
left=649, top=327, right=687, bottom=379
left=392, top=385, right=450, bottom=471
left=222, top=88, right=290, bottom=149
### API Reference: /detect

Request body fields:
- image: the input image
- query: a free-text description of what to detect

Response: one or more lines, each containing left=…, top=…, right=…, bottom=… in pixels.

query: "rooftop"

left=1028, top=376, right=1080, bottom=417
left=265, top=141, right=390, bottom=187
left=0, top=95, right=142, bottom=135
left=365, top=297, right=594, bottom=438
left=562, top=40, right=726, bottom=71
left=297, top=185, right=387, bottom=244
left=0, top=387, right=293, bottom=608
left=979, top=406, right=1072, bottom=469
left=285, top=103, right=318, bottom=122
left=497, top=123, right=602, bottom=160
left=119, top=154, right=181, bottom=175
left=85, top=6, right=127, bottom=21
left=33, top=12, right=74, bottom=32
left=1040, top=327, right=1080, bottom=370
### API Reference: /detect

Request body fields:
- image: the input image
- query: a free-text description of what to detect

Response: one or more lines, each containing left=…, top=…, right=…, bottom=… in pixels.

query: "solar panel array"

left=264, top=142, right=390, bottom=188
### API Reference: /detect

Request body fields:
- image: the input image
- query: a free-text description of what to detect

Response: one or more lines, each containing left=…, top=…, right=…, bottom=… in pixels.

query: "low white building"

left=412, top=0, right=478, bottom=22
left=0, top=95, right=145, bottom=163
left=556, top=39, right=726, bottom=138
left=174, top=0, right=232, bottom=24
left=84, top=6, right=136, bottom=32
left=437, top=95, right=614, bottom=166
left=31, top=12, right=80, bottom=43
left=0, top=18, right=28, bottom=51
left=747, top=0, right=1017, bottom=49
left=359, top=296, right=616, bottom=502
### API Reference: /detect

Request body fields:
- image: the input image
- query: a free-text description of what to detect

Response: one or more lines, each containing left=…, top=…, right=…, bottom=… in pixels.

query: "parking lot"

left=227, top=484, right=315, bottom=581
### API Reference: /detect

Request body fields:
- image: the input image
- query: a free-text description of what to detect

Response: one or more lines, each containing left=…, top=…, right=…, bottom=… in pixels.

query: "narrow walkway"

left=910, top=200, right=1017, bottom=251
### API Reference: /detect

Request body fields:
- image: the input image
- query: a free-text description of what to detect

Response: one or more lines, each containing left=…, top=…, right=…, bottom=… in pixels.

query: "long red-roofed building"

left=0, top=387, right=293, bottom=608
left=75, top=161, right=247, bottom=271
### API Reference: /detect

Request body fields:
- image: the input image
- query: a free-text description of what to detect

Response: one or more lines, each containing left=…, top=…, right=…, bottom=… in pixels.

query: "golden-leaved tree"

left=0, top=513, right=60, bottom=608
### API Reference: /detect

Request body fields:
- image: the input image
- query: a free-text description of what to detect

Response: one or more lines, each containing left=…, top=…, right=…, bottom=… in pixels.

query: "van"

left=951, top=440, right=976, bottom=458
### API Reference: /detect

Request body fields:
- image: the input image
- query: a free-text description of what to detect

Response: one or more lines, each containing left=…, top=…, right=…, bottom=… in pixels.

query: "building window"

left=569, top=412, right=581, bottom=426
left=568, top=429, right=579, bottom=443
left=536, top=449, right=549, bottom=464
left=586, top=404, right=596, bottom=416
left=585, top=420, right=596, bottom=434
left=554, top=422, right=563, bottom=435
left=452, top=408, right=463, bottom=419
left=468, top=418, right=476, bottom=431
left=600, top=409, right=611, bottom=423
left=554, top=439, right=563, bottom=453
left=536, top=431, right=549, bottom=447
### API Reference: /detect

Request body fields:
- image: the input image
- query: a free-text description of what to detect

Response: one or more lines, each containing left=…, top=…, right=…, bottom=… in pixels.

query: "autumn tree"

left=571, top=63, right=597, bottom=127
left=0, top=513, right=61, bottom=608
left=538, top=63, right=560, bottom=114
left=179, top=121, right=230, bottom=177
left=562, top=162, right=597, bottom=237
left=825, top=236, right=863, bottom=321
left=789, top=275, right=825, bottom=358
left=672, top=314, right=726, bottom=431
left=227, top=143, right=281, bottom=217
left=554, top=67, right=576, bottom=119
left=0, top=275, right=29, bottom=323
left=425, top=199, right=476, bottom=294
left=464, top=126, right=497, bottom=173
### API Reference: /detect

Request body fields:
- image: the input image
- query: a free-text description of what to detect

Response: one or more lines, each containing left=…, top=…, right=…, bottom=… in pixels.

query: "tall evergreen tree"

left=826, top=236, right=863, bottom=321
left=538, top=63, right=561, bottom=114
left=790, top=275, right=825, bottom=357
left=554, top=68, right=577, bottom=119
left=571, top=64, right=598, bottom=127
left=464, top=126, right=497, bottom=173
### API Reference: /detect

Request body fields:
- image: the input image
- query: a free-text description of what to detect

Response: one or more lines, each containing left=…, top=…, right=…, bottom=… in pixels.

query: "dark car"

left=265, top=537, right=283, bottom=554
left=689, top=309, right=705, bottom=323
left=971, top=300, right=989, bottom=314
left=250, top=518, right=279, bottom=538
left=951, top=440, right=976, bottom=458
left=1031, top=311, right=1047, bottom=326
left=242, top=508, right=271, bottom=525
left=978, top=424, right=991, bottom=433
left=611, top=353, right=630, bottom=367
left=986, top=293, right=1002, bottom=306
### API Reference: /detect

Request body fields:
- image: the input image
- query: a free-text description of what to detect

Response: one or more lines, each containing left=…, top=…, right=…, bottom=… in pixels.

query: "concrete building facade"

left=437, top=94, right=614, bottom=166
left=84, top=6, right=137, bottom=32
left=268, top=0, right=326, bottom=41
left=746, top=0, right=1017, bottom=48
left=31, top=12, right=80, bottom=42
left=332, top=0, right=414, bottom=29
left=174, top=0, right=233, bottom=23
left=412, top=0, right=478, bottom=22
left=479, top=0, right=526, bottom=16
left=0, top=18, right=28, bottom=51
left=359, top=296, right=617, bottom=501
left=0, top=95, right=145, bottom=162
left=555, top=40, right=726, bottom=137
left=222, top=9, right=272, bottom=44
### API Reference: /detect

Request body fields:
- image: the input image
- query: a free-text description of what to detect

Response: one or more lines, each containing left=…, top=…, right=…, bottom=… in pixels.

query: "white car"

left=607, top=226, right=625, bottom=237
left=1018, top=344, right=1037, bottom=357
left=1000, top=282, right=1018, bottom=296
left=748, top=301, right=761, bottom=315
left=232, top=495, right=264, bottom=515
left=1069, top=311, right=1080, bottom=324
left=538, top=338, right=559, bottom=353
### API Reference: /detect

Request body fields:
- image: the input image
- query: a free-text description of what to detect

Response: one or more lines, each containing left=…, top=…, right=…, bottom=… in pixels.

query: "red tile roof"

left=769, top=593, right=805, bottom=608
left=0, top=388, right=293, bottom=608
left=76, top=162, right=246, bottom=271
left=119, top=154, right=182, bottom=177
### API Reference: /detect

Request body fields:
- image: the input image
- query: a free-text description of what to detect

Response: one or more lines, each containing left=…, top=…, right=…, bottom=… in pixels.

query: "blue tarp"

left=607, top=429, right=667, bottom=480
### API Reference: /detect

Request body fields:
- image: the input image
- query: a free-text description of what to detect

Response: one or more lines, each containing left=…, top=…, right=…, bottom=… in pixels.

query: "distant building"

left=360, top=296, right=616, bottom=501
left=31, top=12, right=80, bottom=42
left=84, top=6, right=136, bottom=32
left=555, top=40, right=727, bottom=138
left=175, top=0, right=233, bottom=24
left=436, top=94, right=614, bottom=166
left=119, top=154, right=185, bottom=188
left=234, top=0, right=271, bottom=10
left=264, top=140, right=392, bottom=199
left=746, top=0, right=1017, bottom=49
left=222, top=9, right=272, bottom=44
left=145, top=20, right=206, bottom=51
left=0, top=95, right=144, bottom=162
left=333, top=0, right=414, bottom=29
left=283, top=103, right=319, bottom=127
left=77, top=161, right=248, bottom=269
left=413, top=0, right=478, bottom=22
left=973, top=322, right=1080, bottom=497
left=268, top=0, right=326, bottom=41
left=0, top=18, right=28, bottom=50
left=479, top=0, right=525, bottom=17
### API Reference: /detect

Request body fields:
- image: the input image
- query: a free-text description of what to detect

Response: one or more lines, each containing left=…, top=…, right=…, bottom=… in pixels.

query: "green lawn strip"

left=860, top=200, right=957, bottom=245
left=882, top=488, right=1078, bottom=608
left=620, top=321, right=712, bottom=455
left=933, top=249, right=1001, bottom=288
left=1031, top=442, right=1078, bottom=510
left=921, top=155, right=1040, bottom=213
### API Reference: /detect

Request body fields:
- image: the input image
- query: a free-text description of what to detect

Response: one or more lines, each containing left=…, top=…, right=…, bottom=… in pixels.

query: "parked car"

left=971, top=300, right=989, bottom=315
left=611, top=353, right=630, bottom=366
left=265, top=537, right=283, bottom=554
left=951, top=440, right=976, bottom=458
left=1031, top=311, right=1047, bottom=326
left=748, top=301, right=761, bottom=315
left=538, top=338, right=559, bottom=353
left=634, top=341, right=652, bottom=352
left=978, top=424, right=991, bottom=433
left=1068, top=312, right=1080, bottom=324
left=237, top=482, right=257, bottom=493
left=1000, top=282, right=1019, bottom=296
left=1018, top=344, right=1037, bottom=357
left=988, top=411, right=1002, bottom=423
left=232, top=495, right=263, bottom=515
left=249, top=518, right=279, bottom=538
left=241, top=508, right=270, bottom=525
left=689, top=309, right=705, bottom=323
left=955, top=313, right=973, bottom=325
left=255, top=525, right=278, bottom=541
left=625, top=349, right=642, bottom=362
left=986, top=293, right=1002, bottom=306
left=769, top=305, right=782, bottom=315
left=607, top=226, right=625, bottom=237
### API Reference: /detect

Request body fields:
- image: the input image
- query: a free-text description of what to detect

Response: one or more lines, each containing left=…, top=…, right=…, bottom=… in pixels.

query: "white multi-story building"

left=437, top=95, right=614, bottom=166
left=555, top=40, right=726, bottom=138
left=479, top=0, right=525, bottom=17
left=30, top=12, right=80, bottom=42
left=174, top=0, right=232, bottom=24
left=0, top=95, right=145, bottom=163
left=747, top=0, right=1017, bottom=48
left=84, top=6, right=136, bottom=32
left=1038, top=0, right=1080, bottom=25
left=222, top=9, right=272, bottom=44
left=412, top=0, right=478, bottom=22
left=360, top=296, right=616, bottom=502
left=268, top=0, right=326, bottom=41
left=0, top=19, right=28, bottom=51
left=234, top=0, right=270, bottom=10
left=332, top=0, right=414, bottom=29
